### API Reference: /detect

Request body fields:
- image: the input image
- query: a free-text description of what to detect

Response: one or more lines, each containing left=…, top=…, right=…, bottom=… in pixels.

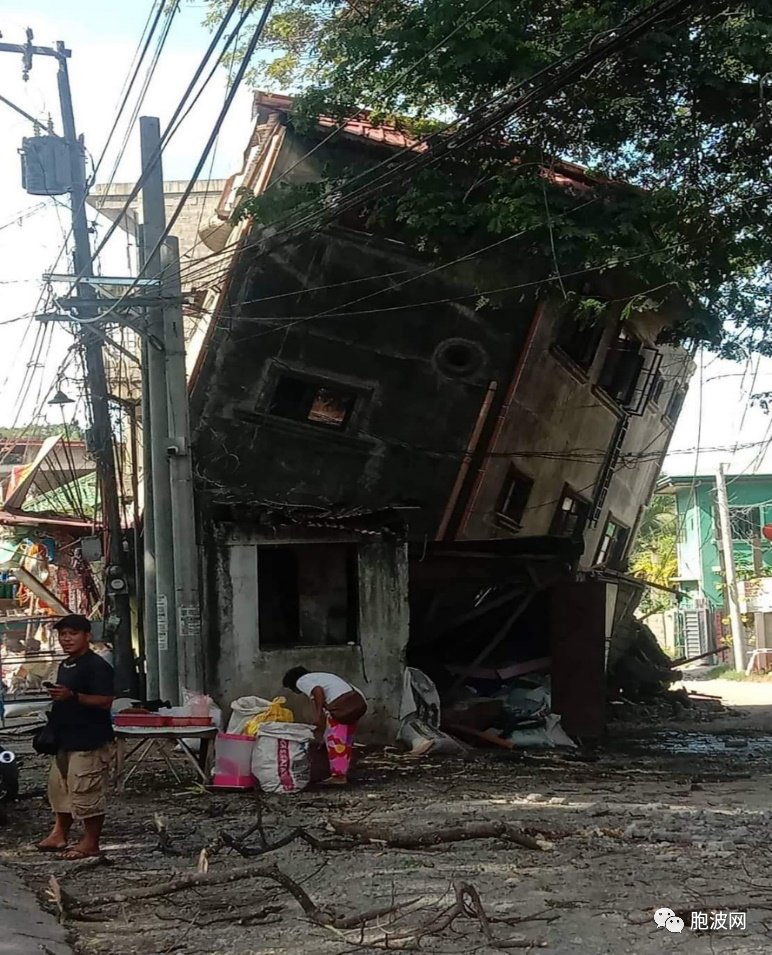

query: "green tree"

left=630, top=494, right=679, bottom=615
left=205, top=0, right=772, bottom=355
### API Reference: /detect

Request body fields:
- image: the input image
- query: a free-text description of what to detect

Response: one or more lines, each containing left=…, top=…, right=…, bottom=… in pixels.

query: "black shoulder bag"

left=32, top=716, right=59, bottom=756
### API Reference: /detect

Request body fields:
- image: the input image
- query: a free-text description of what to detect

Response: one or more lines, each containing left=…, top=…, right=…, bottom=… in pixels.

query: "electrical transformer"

left=20, top=135, right=72, bottom=196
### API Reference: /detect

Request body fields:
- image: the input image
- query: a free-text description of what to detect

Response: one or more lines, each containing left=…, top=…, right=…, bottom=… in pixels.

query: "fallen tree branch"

left=62, top=861, right=437, bottom=936
left=323, top=881, right=546, bottom=950
left=61, top=862, right=331, bottom=923
left=329, top=819, right=543, bottom=851
left=334, top=897, right=425, bottom=930
left=61, top=861, right=544, bottom=949
left=220, top=826, right=355, bottom=857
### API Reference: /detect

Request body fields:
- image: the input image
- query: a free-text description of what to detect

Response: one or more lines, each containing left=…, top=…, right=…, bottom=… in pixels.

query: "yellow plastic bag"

left=244, top=696, right=294, bottom=736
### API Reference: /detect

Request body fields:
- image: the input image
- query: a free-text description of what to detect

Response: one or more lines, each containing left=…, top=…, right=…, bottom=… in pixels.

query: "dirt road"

left=2, top=683, right=772, bottom=954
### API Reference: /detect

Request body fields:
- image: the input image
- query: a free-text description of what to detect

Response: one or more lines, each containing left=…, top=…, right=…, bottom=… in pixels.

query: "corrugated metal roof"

left=25, top=471, right=99, bottom=520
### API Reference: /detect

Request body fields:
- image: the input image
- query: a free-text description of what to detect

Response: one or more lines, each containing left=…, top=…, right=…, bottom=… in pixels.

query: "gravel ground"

left=2, top=680, right=772, bottom=955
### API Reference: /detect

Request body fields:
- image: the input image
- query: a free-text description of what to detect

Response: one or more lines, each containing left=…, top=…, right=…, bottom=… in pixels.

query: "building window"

left=598, top=329, right=644, bottom=406
left=678, top=510, right=689, bottom=544
left=666, top=385, right=686, bottom=423
left=257, top=543, right=358, bottom=649
left=550, top=487, right=591, bottom=539
left=555, top=307, right=605, bottom=372
left=714, top=505, right=761, bottom=542
left=595, top=517, right=630, bottom=567
left=496, top=467, right=534, bottom=530
left=269, top=374, right=358, bottom=429
left=649, top=371, right=665, bottom=406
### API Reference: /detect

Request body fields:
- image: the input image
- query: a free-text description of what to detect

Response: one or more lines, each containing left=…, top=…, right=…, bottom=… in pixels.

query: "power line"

left=255, top=0, right=501, bottom=200
left=139, top=0, right=276, bottom=291
left=96, top=0, right=702, bottom=317
left=249, top=0, right=701, bottom=249
left=173, top=0, right=708, bottom=296
left=94, top=0, right=176, bottom=206
left=76, top=0, right=252, bottom=291
left=28, top=2, right=178, bottom=327
left=231, top=240, right=690, bottom=343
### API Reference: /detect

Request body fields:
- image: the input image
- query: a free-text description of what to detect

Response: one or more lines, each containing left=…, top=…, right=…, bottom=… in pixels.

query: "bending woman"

left=283, top=667, right=367, bottom=785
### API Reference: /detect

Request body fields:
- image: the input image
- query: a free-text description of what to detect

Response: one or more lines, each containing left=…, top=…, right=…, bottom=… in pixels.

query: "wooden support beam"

left=448, top=592, right=535, bottom=696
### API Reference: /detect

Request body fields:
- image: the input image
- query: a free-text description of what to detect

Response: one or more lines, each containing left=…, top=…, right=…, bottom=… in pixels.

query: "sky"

left=1, top=2, right=771, bottom=478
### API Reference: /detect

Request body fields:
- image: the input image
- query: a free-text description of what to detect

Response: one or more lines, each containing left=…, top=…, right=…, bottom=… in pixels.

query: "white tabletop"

left=114, top=725, right=217, bottom=737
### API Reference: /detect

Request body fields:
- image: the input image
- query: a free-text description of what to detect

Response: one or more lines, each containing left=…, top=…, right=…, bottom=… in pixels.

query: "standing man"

left=37, top=614, right=115, bottom=859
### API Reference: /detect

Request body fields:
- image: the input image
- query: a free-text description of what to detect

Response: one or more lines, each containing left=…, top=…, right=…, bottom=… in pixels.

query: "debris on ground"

left=3, top=677, right=772, bottom=954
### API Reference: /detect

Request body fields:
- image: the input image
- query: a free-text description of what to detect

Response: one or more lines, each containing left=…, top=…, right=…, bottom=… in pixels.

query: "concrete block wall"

left=206, top=525, right=409, bottom=742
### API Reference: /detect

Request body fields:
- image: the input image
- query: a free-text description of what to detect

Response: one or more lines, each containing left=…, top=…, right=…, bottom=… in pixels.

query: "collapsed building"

left=178, top=93, right=693, bottom=742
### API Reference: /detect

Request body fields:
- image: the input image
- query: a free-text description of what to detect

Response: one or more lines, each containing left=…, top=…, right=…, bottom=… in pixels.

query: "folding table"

left=114, top=725, right=217, bottom=790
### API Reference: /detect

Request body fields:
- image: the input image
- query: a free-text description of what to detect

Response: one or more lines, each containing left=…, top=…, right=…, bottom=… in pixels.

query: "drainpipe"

left=453, top=301, right=547, bottom=540
left=436, top=381, right=497, bottom=540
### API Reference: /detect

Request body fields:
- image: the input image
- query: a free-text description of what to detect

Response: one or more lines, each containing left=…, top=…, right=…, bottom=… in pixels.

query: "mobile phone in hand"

left=42, top=681, right=56, bottom=689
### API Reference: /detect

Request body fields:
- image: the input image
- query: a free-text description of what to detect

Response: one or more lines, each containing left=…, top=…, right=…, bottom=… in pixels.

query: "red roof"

left=252, top=92, right=611, bottom=191
left=254, top=92, right=427, bottom=152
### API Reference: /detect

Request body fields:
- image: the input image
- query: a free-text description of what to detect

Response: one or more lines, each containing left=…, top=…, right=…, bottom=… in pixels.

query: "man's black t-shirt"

left=49, top=650, right=115, bottom=752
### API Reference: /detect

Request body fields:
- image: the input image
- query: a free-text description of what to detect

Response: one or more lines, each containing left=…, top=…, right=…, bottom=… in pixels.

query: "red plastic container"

left=114, top=713, right=166, bottom=728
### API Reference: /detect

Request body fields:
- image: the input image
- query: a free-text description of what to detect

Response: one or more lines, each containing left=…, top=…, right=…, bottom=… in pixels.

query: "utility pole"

left=139, top=117, right=179, bottom=702
left=715, top=464, right=747, bottom=671
left=162, top=235, right=204, bottom=692
left=141, top=335, right=160, bottom=699
left=56, top=43, right=136, bottom=695
left=0, top=33, right=136, bottom=694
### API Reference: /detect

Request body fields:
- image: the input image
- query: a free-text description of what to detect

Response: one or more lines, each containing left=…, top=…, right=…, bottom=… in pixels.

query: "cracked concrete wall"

left=206, top=524, right=408, bottom=742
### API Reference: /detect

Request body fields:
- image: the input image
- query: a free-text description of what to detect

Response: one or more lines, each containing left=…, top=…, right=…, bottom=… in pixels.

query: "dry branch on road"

left=329, top=818, right=544, bottom=850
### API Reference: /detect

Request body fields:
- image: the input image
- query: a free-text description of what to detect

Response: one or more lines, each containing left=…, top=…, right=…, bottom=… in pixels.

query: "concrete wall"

left=191, top=123, right=693, bottom=569
left=191, top=223, right=536, bottom=541
left=462, top=299, right=692, bottom=567
left=88, top=179, right=226, bottom=266
left=206, top=523, right=409, bottom=741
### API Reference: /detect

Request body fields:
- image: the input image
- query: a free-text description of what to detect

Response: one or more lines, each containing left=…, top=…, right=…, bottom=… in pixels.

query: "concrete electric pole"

left=139, top=117, right=204, bottom=698
left=715, top=463, right=747, bottom=671
left=139, top=118, right=179, bottom=702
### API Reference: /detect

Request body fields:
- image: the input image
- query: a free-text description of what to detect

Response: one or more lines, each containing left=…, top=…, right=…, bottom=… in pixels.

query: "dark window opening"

left=649, top=371, right=665, bottom=406
left=666, top=385, right=686, bottom=422
left=555, top=303, right=606, bottom=371
left=550, top=487, right=591, bottom=540
left=595, top=517, right=630, bottom=567
left=269, top=374, right=357, bottom=429
left=598, top=330, right=644, bottom=406
left=258, top=543, right=358, bottom=649
left=713, top=505, right=761, bottom=542
left=496, top=467, right=534, bottom=530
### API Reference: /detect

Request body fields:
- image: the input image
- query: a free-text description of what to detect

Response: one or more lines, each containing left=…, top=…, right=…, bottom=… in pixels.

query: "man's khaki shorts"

left=48, top=744, right=115, bottom=819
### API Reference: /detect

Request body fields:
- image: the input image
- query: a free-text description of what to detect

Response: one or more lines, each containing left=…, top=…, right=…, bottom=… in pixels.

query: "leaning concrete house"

left=187, top=93, right=693, bottom=739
